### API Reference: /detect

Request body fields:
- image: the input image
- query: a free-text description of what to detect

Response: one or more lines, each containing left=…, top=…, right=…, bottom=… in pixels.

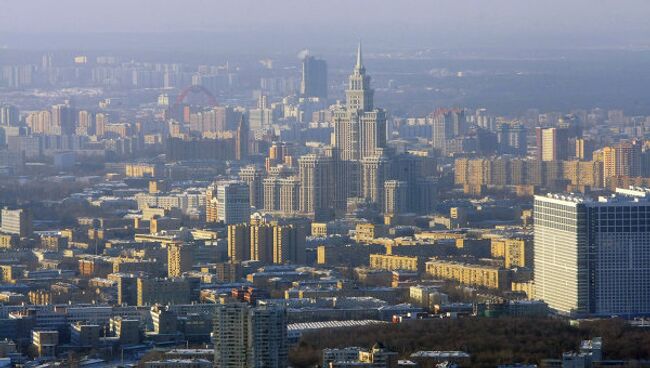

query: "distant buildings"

left=323, top=343, right=398, bottom=368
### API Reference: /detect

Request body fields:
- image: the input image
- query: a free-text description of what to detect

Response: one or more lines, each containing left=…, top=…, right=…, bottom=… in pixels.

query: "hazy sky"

left=2, top=0, right=650, bottom=50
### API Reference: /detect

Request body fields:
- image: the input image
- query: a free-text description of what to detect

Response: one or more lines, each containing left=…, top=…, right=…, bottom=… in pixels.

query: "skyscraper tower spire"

left=356, top=41, right=364, bottom=71
left=236, top=114, right=249, bottom=160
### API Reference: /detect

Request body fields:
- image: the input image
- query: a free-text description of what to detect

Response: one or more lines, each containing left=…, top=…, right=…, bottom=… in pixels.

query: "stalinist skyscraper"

left=298, top=43, right=389, bottom=219
left=333, top=43, right=387, bottom=161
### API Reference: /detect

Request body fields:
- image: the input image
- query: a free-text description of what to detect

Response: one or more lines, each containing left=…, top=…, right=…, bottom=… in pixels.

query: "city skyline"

left=2, top=2, right=650, bottom=367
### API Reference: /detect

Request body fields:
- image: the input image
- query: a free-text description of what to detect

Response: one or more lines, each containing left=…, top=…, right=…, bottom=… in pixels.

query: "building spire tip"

left=356, top=40, right=363, bottom=69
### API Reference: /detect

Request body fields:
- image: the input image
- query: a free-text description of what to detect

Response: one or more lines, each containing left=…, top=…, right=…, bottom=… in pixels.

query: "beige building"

left=168, top=244, right=194, bottom=277
left=425, top=259, right=511, bottom=290
left=227, top=224, right=250, bottom=262
left=136, top=277, right=191, bottom=306
left=370, top=254, right=424, bottom=274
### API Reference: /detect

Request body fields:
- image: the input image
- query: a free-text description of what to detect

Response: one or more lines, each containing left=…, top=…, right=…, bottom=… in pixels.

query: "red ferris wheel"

left=173, top=84, right=218, bottom=108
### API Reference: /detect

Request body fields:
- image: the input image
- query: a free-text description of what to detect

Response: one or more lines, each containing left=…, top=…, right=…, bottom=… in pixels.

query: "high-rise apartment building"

left=272, top=224, right=304, bottom=265
left=300, top=55, right=328, bottom=100
left=240, top=166, right=265, bottom=209
left=600, top=141, right=642, bottom=182
left=536, top=127, right=569, bottom=162
left=228, top=224, right=250, bottom=262
left=278, top=177, right=301, bottom=215
left=361, top=152, right=391, bottom=210
left=213, top=303, right=288, bottom=368
left=496, top=122, right=527, bottom=155
left=298, top=153, right=334, bottom=219
left=76, top=110, right=95, bottom=136
left=0, top=104, right=19, bottom=126
left=26, top=110, right=51, bottom=134
left=167, top=243, right=194, bottom=277
left=431, top=108, right=466, bottom=154
left=228, top=221, right=305, bottom=265
left=250, top=222, right=274, bottom=263
left=384, top=180, right=408, bottom=215
left=51, top=103, right=75, bottom=135
left=575, top=138, right=595, bottom=160
left=534, top=188, right=650, bottom=316
left=136, top=277, right=191, bottom=306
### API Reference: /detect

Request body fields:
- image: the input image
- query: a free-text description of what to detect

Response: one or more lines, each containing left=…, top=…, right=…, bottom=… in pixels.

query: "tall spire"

left=356, top=40, right=364, bottom=70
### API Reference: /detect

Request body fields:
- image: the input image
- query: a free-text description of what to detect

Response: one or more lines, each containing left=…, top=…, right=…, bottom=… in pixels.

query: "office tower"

left=215, top=181, right=251, bottom=225
left=536, top=127, right=569, bottom=162
left=384, top=180, right=408, bottom=215
left=250, top=222, right=274, bottom=263
left=332, top=43, right=387, bottom=161
left=361, top=152, right=391, bottom=210
left=534, top=188, right=650, bottom=316
left=239, top=166, right=265, bottom=209
left=213, top=303, right=288, bottom=368
left=0, top=208, right=32, bottom=237
left=298, top=153, right=334, bottom=219
left=167, top=243, right=194, bottom=277
left=301, top=55, right=328, bottom=100
left=236, top=115, right=249, bottom=160
left=496, top=122, right=527, bottom=155
left=0, top=105, right=19, bottom=126
left=228, top=224, right=250, bottom=262
left=272, top=224, right=303, bottom=264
